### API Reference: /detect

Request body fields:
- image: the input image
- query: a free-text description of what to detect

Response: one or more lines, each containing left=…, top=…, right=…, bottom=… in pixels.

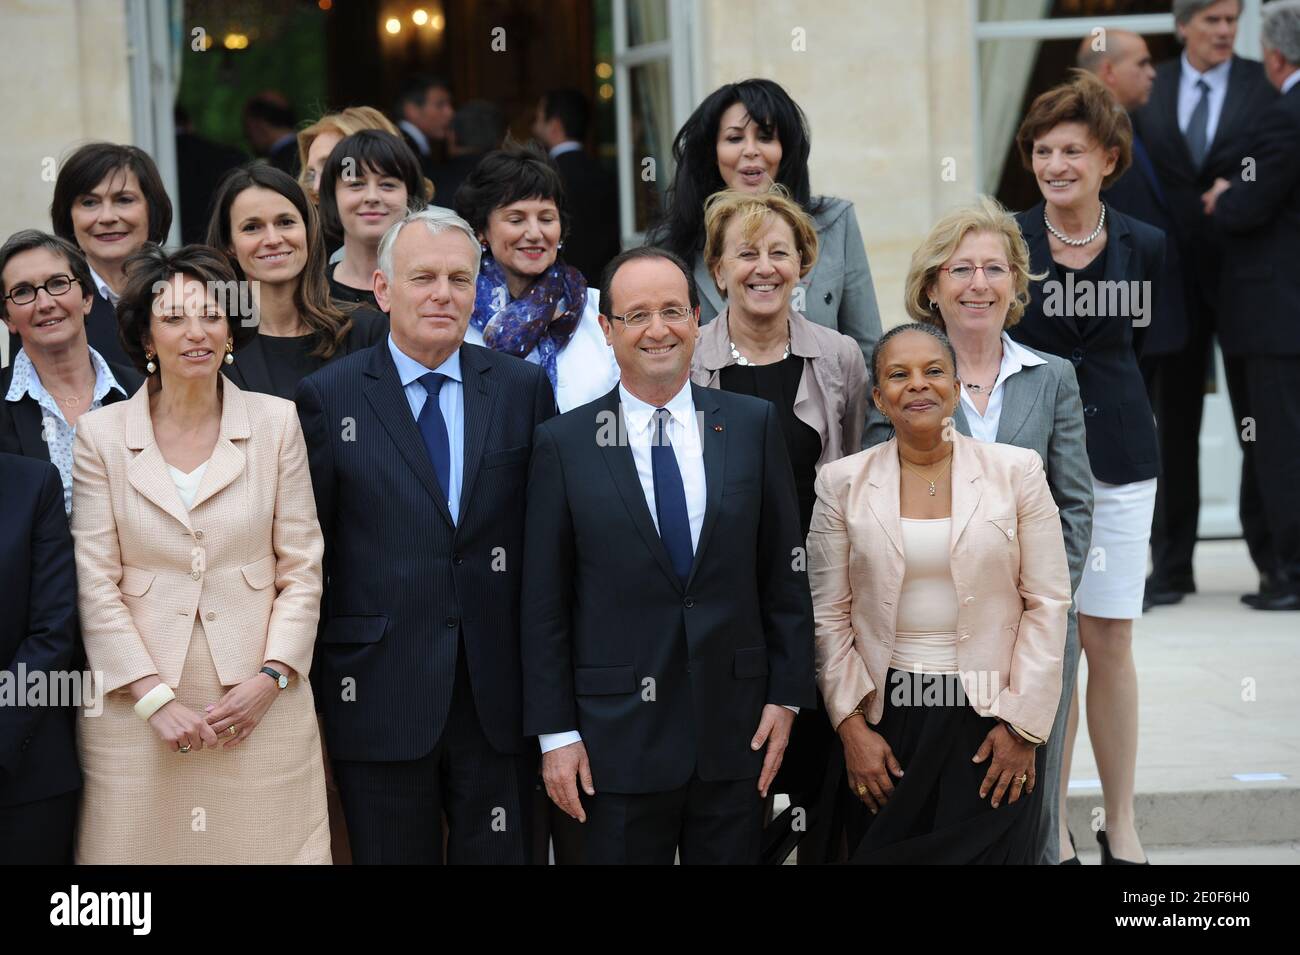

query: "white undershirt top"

left=168, top=459, right=210, bottom=511
left=891, top=518, right=959, bottom=674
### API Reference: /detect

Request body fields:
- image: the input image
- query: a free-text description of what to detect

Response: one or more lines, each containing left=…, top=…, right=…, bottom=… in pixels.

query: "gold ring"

left=1016, top=774, right=1028, bottom=784
left=857, top=784, right=867, bottom=796
left=227, top=725, right=238, bottom=737
left=179, top=744, right=191, bottom=753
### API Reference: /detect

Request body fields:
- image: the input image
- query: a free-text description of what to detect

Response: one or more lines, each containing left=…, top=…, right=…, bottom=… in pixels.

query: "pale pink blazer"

left=807, top=432, right=1070, bottom=740
left=71, top=379, right=323, bottom=694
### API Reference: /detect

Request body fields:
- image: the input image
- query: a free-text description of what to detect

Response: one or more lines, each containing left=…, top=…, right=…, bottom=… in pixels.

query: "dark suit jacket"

left=175, top=131, right=247, bottom=245
left=1103, top=124, right=1189, bottom=357
left=0, top=357, right=141, bottom=461
left=222, top=308, right=389, bottom=399
left=85, top=291, right=131, bottom=369
left=267, top=136, right=300, bottom=177
left=521, top=384, right=816, bottom=794
left=430, top=153, right=485, bottom=209
left=295, top=340, right=557, bottom=762
left=1212, top=83, right=1300, bottom=357
left=552, top=149, right=620, bottom=286
left=0, top=453, right=80, bottom=806
left=1133, top=56, right=1277, bottom=315
left=1010, top=203, right=1163, bottom=485
left=399, top=126, right=438, bottom=182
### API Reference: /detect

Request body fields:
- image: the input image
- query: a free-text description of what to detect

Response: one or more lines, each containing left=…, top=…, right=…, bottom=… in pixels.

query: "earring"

left=928, top=299, right=938, bottom=310
left=480, top=241, right=490, bottom=252
left=145, top=351, right=156, bottom=374
left=558, top=240, right=565, bottom=251
left=224, top=340, right=235, bottom=365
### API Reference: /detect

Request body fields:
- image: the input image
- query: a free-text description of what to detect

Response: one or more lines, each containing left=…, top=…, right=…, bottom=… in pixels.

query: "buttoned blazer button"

left=194, top=530, right=204, bottom=541
left=191, top=570, right=200, bottom=580
left=206, top=611, right=216, bottom=621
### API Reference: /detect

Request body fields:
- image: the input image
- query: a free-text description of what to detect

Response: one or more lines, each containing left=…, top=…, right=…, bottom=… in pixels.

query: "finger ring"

left=857, top=784, right=867, bottom=796
left=227, top=725, right=238, bottom=737
left=179, top=744, right=191, bottom=753
left=1016, top=773, right=1028, bottom=784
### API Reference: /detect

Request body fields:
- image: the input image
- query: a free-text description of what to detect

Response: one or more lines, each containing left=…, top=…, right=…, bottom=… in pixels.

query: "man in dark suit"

left=1203, top=0, right=1300, bottom=610
left=242, top=92, right=299, bottom=177
left=0, top=453, right=81, bottom=863
left=522, top=247, right=815, bottom=864
left=395, top=74, right=455, bottom=182
left=532, top=89, right=621, bottom=285
left=174, top=105, right=247, bottom=245
left=430, top=101, right=506, bottom=209
left=1132, top=0, right=1278, bottom=608
left=296, top=206, right=557, bottom=864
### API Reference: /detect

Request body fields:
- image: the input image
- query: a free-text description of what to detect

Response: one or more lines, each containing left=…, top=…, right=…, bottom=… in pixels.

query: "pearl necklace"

left=730, top=341, right=790, bottom=366
left=1044, top=202, right=1106, bottom=247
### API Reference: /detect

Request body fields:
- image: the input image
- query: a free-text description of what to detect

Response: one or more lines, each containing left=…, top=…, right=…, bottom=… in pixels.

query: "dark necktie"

left=1185, top=78, right=1211, bottom=169
left=651, top=408, right=693, bottom=586
left=417, top=372, right=452, bottom=510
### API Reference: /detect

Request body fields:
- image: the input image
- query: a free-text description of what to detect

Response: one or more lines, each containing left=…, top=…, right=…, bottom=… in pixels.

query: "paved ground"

left=1064, top=539, right=1300, bottom=846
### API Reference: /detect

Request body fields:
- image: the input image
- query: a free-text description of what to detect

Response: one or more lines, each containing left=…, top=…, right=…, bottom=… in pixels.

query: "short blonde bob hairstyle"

left=297, top=106, right=434, bottom=202
left=702, top=186, right=819, bottom=293
left=904, top=194, right=1041, bottom=329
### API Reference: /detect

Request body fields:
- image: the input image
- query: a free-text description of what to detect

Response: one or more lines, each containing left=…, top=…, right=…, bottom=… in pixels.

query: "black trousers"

left=1146, top=310, right=1271, bottom=588
left=581, top=774, right=764, bottom=865
left=0, top=789, right=77, bottom=864
left=332, top=645, right=533, bottom=864
left=1243, top=356, right=1300, bottom=593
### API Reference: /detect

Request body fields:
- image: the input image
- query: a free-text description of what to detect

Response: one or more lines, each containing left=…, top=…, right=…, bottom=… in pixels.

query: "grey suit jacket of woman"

left=864, top=347, right=1093, bottom=591
left=694, top=196, right=882, bottom=366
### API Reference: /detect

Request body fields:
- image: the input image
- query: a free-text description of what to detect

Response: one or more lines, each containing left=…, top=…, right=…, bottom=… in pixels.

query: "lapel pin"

left=713, top=424, right=723, bottom=432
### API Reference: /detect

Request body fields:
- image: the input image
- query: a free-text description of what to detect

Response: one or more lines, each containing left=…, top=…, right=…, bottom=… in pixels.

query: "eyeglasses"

left=4, top=274, right=81, bottom=305
left=940, top=264, right=1010, bottom=282
left=609, top=306, right=694, bottom=327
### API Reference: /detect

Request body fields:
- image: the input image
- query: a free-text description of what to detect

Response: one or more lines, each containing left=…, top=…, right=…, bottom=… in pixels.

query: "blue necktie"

left=651, top=408, right=693, bottom=586
left=1185, top=79, right=1211, bottom=169
left=417, top=372, right=452, bottom=508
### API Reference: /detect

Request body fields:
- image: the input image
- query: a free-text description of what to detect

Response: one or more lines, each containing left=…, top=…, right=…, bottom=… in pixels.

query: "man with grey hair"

left=295, top=205, right=557, bottom=863
left=1133, top=0, right=1279, bottom=613
left=1202, top=0, right=1300, bottom=611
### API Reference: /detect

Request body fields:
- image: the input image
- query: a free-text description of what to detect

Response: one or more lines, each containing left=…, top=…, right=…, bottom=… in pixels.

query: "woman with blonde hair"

left=881, top=194, right=1093, bottom=865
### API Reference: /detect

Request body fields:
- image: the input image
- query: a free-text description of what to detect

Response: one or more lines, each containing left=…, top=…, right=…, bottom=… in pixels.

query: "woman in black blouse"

left=1010, top=71, right=1163, bottom=865
left=205, top=164, right=387, bottom=399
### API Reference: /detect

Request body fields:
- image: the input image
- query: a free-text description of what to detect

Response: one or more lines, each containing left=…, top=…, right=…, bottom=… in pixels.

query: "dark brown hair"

left=50, top=143, right=173, bottom=247
left=1016, top=70, right=1133, bottom=189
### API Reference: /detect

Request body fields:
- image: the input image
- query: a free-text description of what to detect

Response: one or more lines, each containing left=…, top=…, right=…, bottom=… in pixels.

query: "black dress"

left=718, top=355, right=838, bottom=863
left=223, top=309, right=389, bottom=400
left=327, top=262, right=380, bottom=312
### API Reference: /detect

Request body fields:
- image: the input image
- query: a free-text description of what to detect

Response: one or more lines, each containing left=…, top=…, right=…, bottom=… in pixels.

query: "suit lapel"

left=12, top=398, right=49, bottom=461
left=123, top=387, right=192, bottom=530
left=457, top=344, right=495, bottom=518
left=595, top=388, right=683, bottom=592
left=1153, top=62, right=1196, bottom=175
left=188, top=380, right=250, bottom=511
left=222, top=334, right=272, bottom=395
left=1206, top=58, right=1248, bottom=165
left=362, top=343, right=455, bottom=529
left=686, top=385, right=724, bottom=586
left=865, top=441, right=903, bottom=558
left=951, top=401, right=972, bottom=438
left=694, top=255, right=725, bottom=320
left=949, top=434, right=982, bottom=548
left=994, top=365, right=1046, bottom=445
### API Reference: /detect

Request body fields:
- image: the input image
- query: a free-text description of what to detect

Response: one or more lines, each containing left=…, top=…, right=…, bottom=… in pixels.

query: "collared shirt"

left=5, top=346, right=127, bottom=514
left=958, top=332, right=1047, bottom=444
left=387, top=334, right=465, bottom=523
left=548, top=140, right=582, bottom=160
left=1178, top=52, right=1233, bottom=147
left=87, top=265, right=118, bottom=305
left=1282, top=69, right=1300, bottom=96
left=398, top=119, right=431, bottom=157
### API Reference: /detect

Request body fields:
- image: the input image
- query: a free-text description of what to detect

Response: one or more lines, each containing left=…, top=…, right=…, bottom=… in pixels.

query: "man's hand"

left=541, top=740, right=594, bottom=823
left=752, top=704, right=796, bottom=798
left=1202, top=176, right=1231, bottom=215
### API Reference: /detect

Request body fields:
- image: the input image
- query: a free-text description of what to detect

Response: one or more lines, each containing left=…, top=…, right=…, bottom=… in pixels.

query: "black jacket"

left=0, top=453, right=80, bottom=806
left=1133, top=56, right=1277, bottom=314
left=0, top=357, right=141, bottom=461
left=85, top=290, right=132, bottom=369
left=1010, top=203, right=1163, bottom=485
left=222, top=308, right=389, bottom=399
left=552, top=148, right=620, bottom=286
left=521, top=384, right=816, bottom=793
left=296, top=341, right=557, bottom=762
left=1212, top=83, right=1300, bottom=357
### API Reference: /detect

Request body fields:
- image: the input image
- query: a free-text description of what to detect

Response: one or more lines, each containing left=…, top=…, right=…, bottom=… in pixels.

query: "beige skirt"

left=76, top=616, right=331, bottom=864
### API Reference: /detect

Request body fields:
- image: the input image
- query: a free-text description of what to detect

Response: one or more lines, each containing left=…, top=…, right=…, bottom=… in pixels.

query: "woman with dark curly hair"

left=454, top=143, right=617, bottom=411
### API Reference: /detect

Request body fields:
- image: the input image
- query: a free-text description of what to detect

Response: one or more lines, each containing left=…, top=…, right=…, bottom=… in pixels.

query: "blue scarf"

left=470, top=255, right=587, bottom=391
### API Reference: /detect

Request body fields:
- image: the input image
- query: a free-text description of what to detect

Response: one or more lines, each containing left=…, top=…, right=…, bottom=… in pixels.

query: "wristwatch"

left=260, top=665, right=289, bottom=690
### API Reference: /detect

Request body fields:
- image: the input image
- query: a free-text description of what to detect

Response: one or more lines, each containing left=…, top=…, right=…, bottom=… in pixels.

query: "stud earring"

left=145, top=351, right=156, bottom=374
left=224, top=340, right=235, bottom=365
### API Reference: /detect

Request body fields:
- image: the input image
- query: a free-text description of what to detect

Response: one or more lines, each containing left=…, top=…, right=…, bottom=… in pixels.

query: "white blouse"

left=168, top=460, right=210, bottom=511
left=464, top=287, right=620, bottom=412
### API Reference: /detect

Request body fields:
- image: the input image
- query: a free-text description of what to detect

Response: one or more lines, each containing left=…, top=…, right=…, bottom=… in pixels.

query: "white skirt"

left=1075, top=476, right=1157, bottom=620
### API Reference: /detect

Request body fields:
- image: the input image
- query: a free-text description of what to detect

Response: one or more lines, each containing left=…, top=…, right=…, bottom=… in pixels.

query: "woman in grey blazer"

left=866, top=196, right=1093, bottom=865
left=649, top=79, right=882, bottom=368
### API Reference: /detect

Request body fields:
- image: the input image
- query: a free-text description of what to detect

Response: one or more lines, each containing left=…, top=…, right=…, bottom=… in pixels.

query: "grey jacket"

left=694, top=196, right=883, bottom=367
left=864, top=348, right=1093, bottom=592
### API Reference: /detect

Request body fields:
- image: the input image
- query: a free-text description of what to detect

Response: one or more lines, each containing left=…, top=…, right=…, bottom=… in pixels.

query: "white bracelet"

left=134, top=683, right=175, bottom=721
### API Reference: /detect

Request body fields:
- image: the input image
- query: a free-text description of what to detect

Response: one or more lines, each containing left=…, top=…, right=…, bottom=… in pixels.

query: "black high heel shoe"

left=1059, top=829, right=1081, bottom=865
left=1097, top=829, right=1149, bottom=865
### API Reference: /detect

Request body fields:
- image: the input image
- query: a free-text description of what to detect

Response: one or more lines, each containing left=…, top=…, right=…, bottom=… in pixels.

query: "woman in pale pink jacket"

left=808, top=322, right=1070, bottom=864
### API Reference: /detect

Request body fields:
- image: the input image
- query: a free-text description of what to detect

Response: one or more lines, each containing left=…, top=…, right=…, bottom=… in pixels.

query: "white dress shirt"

left=548, top=140, right=583, bottom=159
left=539, top=378, right=794, bottom=754
left=1178, top=53, right=1232, bottom=147
left=1282, top=69, right=1300, bottom=96
left=398, top=119, right=431, bottom=157
left=87, top=265, right=118, bottom=305
left=387, top=335, right=465, bottom=524
left=958, top=332, right=1047, bottom=444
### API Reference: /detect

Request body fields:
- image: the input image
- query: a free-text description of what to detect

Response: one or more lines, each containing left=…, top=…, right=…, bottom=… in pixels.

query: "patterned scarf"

left=470, top=255, right=587, bottom=391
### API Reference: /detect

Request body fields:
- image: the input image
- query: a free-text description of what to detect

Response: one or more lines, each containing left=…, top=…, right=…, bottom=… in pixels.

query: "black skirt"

left=845, top=669, right=1045, bottom=865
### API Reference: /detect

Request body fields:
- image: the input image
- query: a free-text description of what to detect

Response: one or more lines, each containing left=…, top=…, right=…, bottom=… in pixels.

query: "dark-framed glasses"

left=4, top=274, right=80, bottom=305
left=610, top=306, right=693, bottom=327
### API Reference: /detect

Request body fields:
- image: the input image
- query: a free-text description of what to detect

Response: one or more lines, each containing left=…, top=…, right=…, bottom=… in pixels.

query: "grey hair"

left=377, top=206, right=482, bottom=283
left=1262, top=0, right=1300, bottom=64
left=1173, top=0, right=1243, bottom=28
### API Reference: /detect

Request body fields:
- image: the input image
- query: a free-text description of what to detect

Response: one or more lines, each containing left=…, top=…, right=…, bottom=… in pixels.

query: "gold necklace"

left=900, top=451, right=953, bottom=496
